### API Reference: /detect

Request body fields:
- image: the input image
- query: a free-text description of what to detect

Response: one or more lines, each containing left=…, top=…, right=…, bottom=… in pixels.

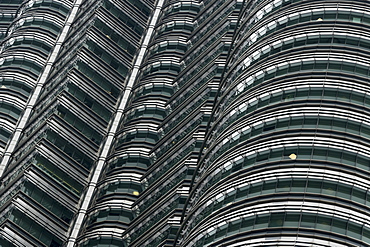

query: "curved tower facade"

left=0, top=0, right=370, bottom=247
left=177, top=0, right=370, bottom=246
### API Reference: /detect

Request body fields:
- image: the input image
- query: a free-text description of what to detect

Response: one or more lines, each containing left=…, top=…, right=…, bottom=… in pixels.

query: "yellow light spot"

left=317, top=18, right=323, bottom=21
left=289, top=153, right=297, bottom=160
left=133, top=191, right=140, bottom=196
left=1, top=85, right=6, bottom=88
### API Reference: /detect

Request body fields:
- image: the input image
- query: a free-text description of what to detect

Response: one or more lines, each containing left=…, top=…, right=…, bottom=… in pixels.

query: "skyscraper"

left=0, top=0, right=370, bottom=246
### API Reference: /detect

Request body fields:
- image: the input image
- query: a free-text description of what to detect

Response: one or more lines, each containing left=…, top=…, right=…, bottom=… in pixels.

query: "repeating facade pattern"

left=0, top=0, right=370, bottom=247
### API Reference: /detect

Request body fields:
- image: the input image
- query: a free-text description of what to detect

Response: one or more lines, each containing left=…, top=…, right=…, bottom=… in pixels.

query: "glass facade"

left=0, top=0, right=152, bottom=246
left=0, top=0, right=369, bottom=247
left=178, top=0, right=370, bottom=246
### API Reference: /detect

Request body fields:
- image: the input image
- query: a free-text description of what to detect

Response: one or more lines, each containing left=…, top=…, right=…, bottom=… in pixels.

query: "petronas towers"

left=1, top=0, right=370, bottom=246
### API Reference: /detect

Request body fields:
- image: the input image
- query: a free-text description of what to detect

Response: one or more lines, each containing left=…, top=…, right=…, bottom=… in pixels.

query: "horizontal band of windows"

left=57, top=106, right=102, bottom=145
left=163, top=2, right=200, bottom=16
left=237, top=52, right=370, bottom=91
left=97, top=181, right=143, bottom=197
left=123, top=0, right=151, bottom=17
left=32, top=1, right=70, bottom=15
left=102, top=1, right=144, bottom=35
left=149, top=42, right=188, bottom=57
left=67, top=76, right=112, bottom=122
left=240, top=35, right=370, bottom=74
left=12, top=38, right=52, bottom=54
left=216, top=86, right=370, bottom=136
left=10, top=209, right=62, bottom=247
left=200, top=145, right=370, bottom=199
left=209, top=115, right=370, bottom=165
left=0, top=126, right=11, bottom=143
left=224, top=61, right=370, bottom=110
left=133, top=83, right=174, bottom=99
left=22, top=181, right=73, bottom=224
left=35, top=156, right=84, bottom=196
left=82, top=43, right=129, bottom=83
left=0, top=57, right=43, bottom=74
left=45, top=115, right=99, bottom=158
left=114, top=131, right=159, bottom=148
left=198, top=236, right=349, bottom=247
left=124, top=107, right=167, bottom=122
left=192, top=178, right=370, bottom=229
left=0, top=70, right=37, bottom=88
left=21, top=18, right=62, bottom=34
left=45, top=130, right=93, bottom=171
left=93, top=19, right=138, bottom=56
left=236, top=0, right=303, bottom=40
left=80, top=237, right=122, bottom=247
left=142, top=62, right=181, bottom=77
left=193, top=212, right=370, bottom=247
left=6, top=25, right=59, bottom=45
left=0, top=101, right=22, bottom=118
left=156, top=21, right=194, bottom=36
left=75, top=61, right=121, bottom=98
left=107, top=155, right=151, bottom=171
left=235, top=7, right=370, bottom=59
left=191, top=162, right=370, bottom=223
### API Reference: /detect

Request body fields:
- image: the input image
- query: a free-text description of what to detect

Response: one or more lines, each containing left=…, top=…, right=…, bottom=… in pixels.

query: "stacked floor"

left=1, top=0, right=370, bottom=247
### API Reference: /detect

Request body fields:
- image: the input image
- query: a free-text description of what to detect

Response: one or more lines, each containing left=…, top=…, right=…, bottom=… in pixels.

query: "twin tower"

left=0, top=0, right=369, bottom=246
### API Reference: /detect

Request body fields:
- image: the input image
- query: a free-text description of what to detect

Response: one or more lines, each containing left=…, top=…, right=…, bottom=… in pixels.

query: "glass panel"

left=269, top=213, right=284, bottom=227
left=307, top=180, right=322, bottom=193
left=352, top=188, right=366, bottom=204
left=337, top=184, right=352, bottom=200
left=241, top=217, right=254, bottom=231
left=322, top=181, right=336, bottom=196
left=301, top=214, right=316, bottom=228
left=254, top=215, right=269, bottom=229
left=284, top=214, right=300, bottom=227
left=277, top=180, right=291, bottom=192
left=316, top=215, right=332, bottom=231
left=347, top=223, right=362, bottom=239
left=291, top=179, right=306, bottom=192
